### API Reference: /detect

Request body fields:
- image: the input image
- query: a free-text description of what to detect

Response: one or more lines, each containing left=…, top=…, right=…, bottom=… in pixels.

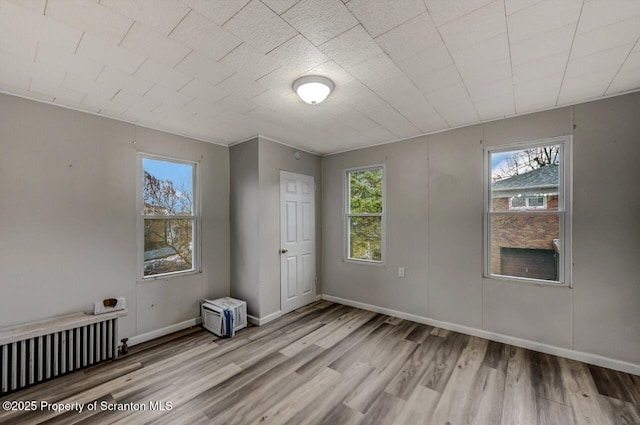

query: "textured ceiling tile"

left=396, top=42, right=453, bottom=80
left=302, top=60, right=354, bottom=86
left=96, top=67, right=155, bottom=96
left=425, top=0, right=495, bottom=26
left=4, top=87, right=54, bottom=102
left=282, top=0, right=357, bottom=46
left=412, top=64, right=462, bottom=94
left=512, top=51, right=568, bottom=85
left=577, top=0, right=640, bottom=35
left=63, top=72, right=119, bottom=100
left=144, top=84, right=192, bottom=107
left=180, top=98, right=227, bottom=118
left=564, top=43, right=634, bottom=80
left=112, top=89, right=162, bottom=111
left=45, top=0, right=132, bottom=45
left=439, top=107, right=480, bottom=127
left=507, top=0, right=582, bottom=44
left=360, top=101, right=421, bottom=139
left=169, top=11, right=242, bottom=61
left=76, top=34, right=145, bottom=74
left=467, top=77, right=514, bottom=102
left=570, top=16, right=640, bottom=60
left=215, top=94, right=257, bottom=114
left=0, top=57, right=39, bottom=90
left=134, top=61, right=192, bottom=90
left=101, top=0, right=190, bottom=35
left=261, top=0, right=300, bottom=15
left=26, top=61, right=67, bottom=86
left=35, top=42, right=104, bottom=80
left=558, top=67, right=619, bottom=105
left=510, top=24, right=575, bottom=66
left=319, top=25, right=383, bottom=69
left=475, top=96, right=516, bottom=121
left=153, top=103, right=198, bottom=121
left=426, top=82, right=474, bottom=108
left=178, top=0, right=251, bottom=26
left=6, top=0, right=46, bottom=14
left=376, top=13, right=441, bottom=58
left=31, top=78, right=87, bottom=103
left=178, top=79, right=229, bottom=104
left=0, top=30, right=38, bottom=61
left=219, top=43, right=281, bottom=80
left=175, top=51, right=235, bottom=86
left=504, top=0, right=544, bottom=16
left=124, top=105, right=166, bottom=124
left=223, top=0, right=297, bottom=53
left=82, top=94, right=130, bottom=115
left=458, top=57, right=512, bottom=86
left=346, top=54, right=404, bottom=86
left=120, top=23, right=191, bottom=68
left=449, top=33, right=509, bottom=68
left=514, top=73, right=563, bottom=98
left=606, top=51, right=640, bottom=95
left=438, top=1, right=506, bottom=51
left=214, top=73, right=269, bottom=99
left=347, top=0, right=426, bottom=38
left=0, top=1, right=82, bottom=53
left=515, top=89, right=558, bottom=114
left=266, top=35, right=329, bottom=75
left=54, top=97, right=101, bottom=113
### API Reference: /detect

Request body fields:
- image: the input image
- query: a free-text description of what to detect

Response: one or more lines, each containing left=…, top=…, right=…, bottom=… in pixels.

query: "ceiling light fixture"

left=292, top=75, right=334, bottom=105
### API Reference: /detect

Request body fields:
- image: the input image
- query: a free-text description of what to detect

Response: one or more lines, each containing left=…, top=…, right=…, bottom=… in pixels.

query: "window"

left=346, top=166, right=384, bottom=263
left=141, top=155, right=197, bottom=278
left=485, top=138, right=569, bottom=284
left=509, top=196, right=547, bottom=210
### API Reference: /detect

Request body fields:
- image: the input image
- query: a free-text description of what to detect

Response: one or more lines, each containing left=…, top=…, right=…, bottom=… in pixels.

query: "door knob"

left=281, top=248, right=288, bottom=254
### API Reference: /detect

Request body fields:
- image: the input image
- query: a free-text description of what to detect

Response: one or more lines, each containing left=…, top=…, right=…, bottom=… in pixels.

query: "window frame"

left=138, top=153, right=201, bottom=280
left=344, top=164, right=386, bottom=265
left=483, top=136, right=572, bottom=286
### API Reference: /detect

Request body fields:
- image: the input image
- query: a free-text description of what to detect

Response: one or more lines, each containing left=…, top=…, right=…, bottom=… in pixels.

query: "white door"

left=280, top=171, right=316, bottom=314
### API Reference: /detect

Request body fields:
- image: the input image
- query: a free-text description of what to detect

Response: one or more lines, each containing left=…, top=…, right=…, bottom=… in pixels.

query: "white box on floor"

left=201, top=297, right=247, bottom=337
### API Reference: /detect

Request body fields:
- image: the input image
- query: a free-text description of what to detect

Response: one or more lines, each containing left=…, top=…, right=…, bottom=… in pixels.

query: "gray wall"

left=0, top=93, right=230, bottom=339
left=229, top=137, right=322, bottom=319
left=322, top=92, right=640, bottom=365
left=258, top=138, right=322, bottom=318
left=229, top=139, right=261, bottom=316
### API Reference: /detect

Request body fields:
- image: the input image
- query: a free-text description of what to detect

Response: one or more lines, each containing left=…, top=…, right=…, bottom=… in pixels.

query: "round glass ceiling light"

left=292, top=75, right=334, bottom=105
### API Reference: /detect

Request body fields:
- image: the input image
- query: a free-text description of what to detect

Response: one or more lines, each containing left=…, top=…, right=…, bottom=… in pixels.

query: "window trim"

left=483, top=136, right=572, bottom=286
left=138, top=153, right=201, bottom=281
left=344, top=164, right=386, bottom=265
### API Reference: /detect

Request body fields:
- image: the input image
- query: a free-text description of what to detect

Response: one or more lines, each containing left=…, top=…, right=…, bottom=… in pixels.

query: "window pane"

left=144, top=218, right=193, bottom=276
left=349, top=216, right=382, bottom=261
left=143, top=158, right=194, bottom=215
left=349, top=168, right=383, bottom=214
left=491, top=145, right=560, bottom=212
left=490, top=214, right=560, bottom=281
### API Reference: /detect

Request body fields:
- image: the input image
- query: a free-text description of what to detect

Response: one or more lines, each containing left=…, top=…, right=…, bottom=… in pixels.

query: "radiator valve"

left=119, top=338, right=129, bottom=356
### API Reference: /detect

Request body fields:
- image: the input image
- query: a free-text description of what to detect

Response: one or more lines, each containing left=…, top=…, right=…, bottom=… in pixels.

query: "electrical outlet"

left=398, top=267, right=405, bottom=278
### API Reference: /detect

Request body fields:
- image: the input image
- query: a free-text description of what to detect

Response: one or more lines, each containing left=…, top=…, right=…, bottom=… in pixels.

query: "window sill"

left=483, top=275, right=571, bottom=289
left=344, top=258, right=385, bottom=267
left=138, top=269, right=201, bottom=283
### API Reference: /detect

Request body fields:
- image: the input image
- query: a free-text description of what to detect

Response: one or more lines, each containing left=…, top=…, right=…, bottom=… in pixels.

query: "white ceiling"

left=1, top=0, right=639, bottom=154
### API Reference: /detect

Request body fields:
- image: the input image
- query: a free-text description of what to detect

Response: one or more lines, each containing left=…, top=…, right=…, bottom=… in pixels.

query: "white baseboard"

left=128, top=317, right=201, bottom=347
left=316, top=294, right=323, bottom=301
left=322, top=294, right=640, bottom=376
left=247, top=310, right=282, bottom=326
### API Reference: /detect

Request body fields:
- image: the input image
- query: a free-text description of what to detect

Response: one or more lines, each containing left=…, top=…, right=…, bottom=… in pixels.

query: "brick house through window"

left=490, top=165, right=560, bottom=281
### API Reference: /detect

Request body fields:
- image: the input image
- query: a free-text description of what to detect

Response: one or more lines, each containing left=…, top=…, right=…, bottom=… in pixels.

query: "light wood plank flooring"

left=0, top=301, right=638, bottom=424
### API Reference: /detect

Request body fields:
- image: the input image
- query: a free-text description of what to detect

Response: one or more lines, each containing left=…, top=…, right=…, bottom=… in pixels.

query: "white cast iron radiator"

left=0, top=310, right=127, bottom=394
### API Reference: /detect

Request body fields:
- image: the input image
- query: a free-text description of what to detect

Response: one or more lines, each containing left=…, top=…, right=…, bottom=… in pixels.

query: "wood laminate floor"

left=0, top=301, right=638, bottom=425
